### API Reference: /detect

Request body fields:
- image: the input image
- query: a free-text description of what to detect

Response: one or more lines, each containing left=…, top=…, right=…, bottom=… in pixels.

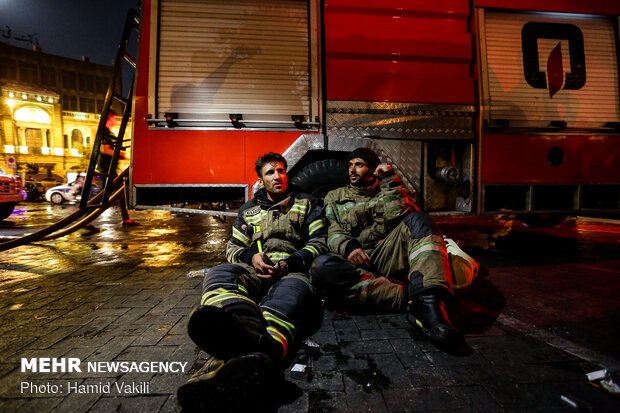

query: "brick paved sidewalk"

left=1, top=209, right=619, bottom=412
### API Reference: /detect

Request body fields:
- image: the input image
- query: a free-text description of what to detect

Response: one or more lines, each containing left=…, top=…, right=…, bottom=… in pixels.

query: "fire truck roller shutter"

left=290, top=159, right=348, bottom=198
left=483, top=11, right=619, bottom=130
left=156, top=0, right=313, bottom=125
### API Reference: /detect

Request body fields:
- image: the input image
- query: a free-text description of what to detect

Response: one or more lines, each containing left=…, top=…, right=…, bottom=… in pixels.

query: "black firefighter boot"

left=177, top=353, right=275, bottom=413
left=182, top=303, right=284, bottom=412
left=407, top=289, right=460, bottom=346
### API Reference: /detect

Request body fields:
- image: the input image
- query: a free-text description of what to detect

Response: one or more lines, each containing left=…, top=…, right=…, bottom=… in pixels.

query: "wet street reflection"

left=0, top=202, right=231, bottom=273
left=1, top=202, right=619, bottom=412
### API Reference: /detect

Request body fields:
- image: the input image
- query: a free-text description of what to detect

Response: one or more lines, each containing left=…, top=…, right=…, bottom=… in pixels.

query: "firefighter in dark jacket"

left=311, top=147, right=478, bottom=347
left=177, top=152, right=327, bottom=412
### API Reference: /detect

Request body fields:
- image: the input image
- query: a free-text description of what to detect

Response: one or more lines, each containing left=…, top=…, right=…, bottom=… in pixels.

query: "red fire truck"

left=127, top=0, right=620, bottom=221
left=0, top=166, right=25, bottom=220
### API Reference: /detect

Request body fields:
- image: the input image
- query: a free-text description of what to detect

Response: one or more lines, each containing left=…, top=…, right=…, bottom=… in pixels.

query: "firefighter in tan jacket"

left=178, top=152, right=327, bottom=412
left=311, top=148, right=478, bottom=347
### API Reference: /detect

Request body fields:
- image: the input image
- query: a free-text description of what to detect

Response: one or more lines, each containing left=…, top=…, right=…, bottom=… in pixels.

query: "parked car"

left=45, top=181, right=84, bottom=204
left=23, top=174, right=64, bottom=202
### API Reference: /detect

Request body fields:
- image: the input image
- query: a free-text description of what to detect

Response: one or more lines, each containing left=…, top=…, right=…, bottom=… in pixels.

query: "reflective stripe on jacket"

left=324, top=173, right=416, bottom=257
left=226, top=188, right=327, bottom=273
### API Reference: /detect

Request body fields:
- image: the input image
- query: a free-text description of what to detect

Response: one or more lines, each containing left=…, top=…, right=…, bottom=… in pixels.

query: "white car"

left=45, top=182, right=83, bottom=204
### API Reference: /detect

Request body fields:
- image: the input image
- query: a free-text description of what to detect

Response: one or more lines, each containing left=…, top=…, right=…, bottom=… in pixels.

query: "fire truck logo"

left=521, top=22, right=586, bottom=98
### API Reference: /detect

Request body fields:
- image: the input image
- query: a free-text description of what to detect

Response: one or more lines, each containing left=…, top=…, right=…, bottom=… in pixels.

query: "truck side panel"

left=325, top=0, right=474, bottom=104
left=131, top=1, right=303, bottom=188
left=132, top=128, right=299, bottom=185
left=481, top=134, right=620, bottom=184
left=475, top=2, right=620, bottom=214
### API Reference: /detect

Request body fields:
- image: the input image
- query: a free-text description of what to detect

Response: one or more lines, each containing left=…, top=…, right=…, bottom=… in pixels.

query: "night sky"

left=1, top=0, right=140, bottom=65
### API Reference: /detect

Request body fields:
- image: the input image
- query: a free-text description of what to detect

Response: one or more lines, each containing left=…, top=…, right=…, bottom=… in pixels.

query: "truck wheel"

left=290, top=159, right=348, bottom=198
left=50, top=192, right=65, bottom=205
left=0, top=203, right=16, bottom=220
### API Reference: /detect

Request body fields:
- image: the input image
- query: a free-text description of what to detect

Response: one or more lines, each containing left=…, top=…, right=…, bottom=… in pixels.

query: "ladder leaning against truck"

left=125, top=0, right=620, bottom=224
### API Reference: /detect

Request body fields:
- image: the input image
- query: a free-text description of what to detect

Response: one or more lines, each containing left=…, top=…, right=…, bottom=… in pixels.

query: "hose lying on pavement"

left=0, top=169, right=128, bottom=252
left=39, top=186, right=125, bottom=241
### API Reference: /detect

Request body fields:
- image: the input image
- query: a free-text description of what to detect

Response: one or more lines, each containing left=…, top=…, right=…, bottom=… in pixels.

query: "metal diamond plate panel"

left=283, top=134, right=325, bottom=170
left=326, top=135, right=421, bottom=201
left=374, top=140, right=422, bottom=201
left=326, top=100, right=475, bottom=140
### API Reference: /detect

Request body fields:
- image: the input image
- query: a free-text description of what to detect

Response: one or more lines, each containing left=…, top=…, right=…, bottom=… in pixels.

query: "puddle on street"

left=342, top=356, right=391, bottom=393
left=318, top=343, right=392, bottom=393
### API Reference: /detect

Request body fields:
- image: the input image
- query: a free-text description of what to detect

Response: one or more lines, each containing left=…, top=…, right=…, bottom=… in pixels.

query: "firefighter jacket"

left=324, top=171, right=417, bottom=258
left=226, top=187, right=328, bottom=274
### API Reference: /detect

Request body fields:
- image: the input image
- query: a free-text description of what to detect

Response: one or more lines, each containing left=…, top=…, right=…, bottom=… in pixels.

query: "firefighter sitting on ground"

left=311, top=147, right=478, bottom=347
left=177, top=152, right=327, bottom=411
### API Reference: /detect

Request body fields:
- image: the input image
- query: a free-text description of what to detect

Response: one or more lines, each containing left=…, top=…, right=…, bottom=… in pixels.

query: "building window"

left=0, top=59, right=17, bottom=80
left=25, top=128, right=43, bottom=147
left=62, top=70, right=77, bottom=89
left=41, top=66, right=57, bottom=87
left=20, top=61, right=39, bottom=83
left=96, top=76, right=108, bottom=94
left=62, top=95, right=78, bottom=111
left=63, top=134, right=69, bottom=148
left=80, top=97, right=95, bottom=113
left=79, top=73, right=95, bottom=92
left=71, top=129, right=84, bottom=152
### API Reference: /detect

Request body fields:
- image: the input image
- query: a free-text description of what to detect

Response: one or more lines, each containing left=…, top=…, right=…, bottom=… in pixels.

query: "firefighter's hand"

left=348, top=248, right=372, bottom=268
left=252, top=253, right=276, bottom=275
left=373, top=164, right=392, bottom=178
left=258, top=260, right=289, bottom=282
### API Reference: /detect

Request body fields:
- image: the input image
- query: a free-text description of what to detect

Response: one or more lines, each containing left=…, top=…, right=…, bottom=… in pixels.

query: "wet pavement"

left=0, top=202, right=619, bottom=412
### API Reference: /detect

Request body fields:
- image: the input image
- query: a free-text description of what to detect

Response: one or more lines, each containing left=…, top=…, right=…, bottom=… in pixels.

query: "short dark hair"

left=255, top=152, right=287, bottom=177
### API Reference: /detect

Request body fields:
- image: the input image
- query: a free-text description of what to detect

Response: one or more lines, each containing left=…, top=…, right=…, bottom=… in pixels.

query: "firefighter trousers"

left=198, top=263, right=322, bottom=360
left=311, top=211, right=477, bottom=311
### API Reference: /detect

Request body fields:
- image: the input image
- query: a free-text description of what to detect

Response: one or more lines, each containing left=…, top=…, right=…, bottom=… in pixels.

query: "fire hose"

left=0, top=168, right=128, bottom=252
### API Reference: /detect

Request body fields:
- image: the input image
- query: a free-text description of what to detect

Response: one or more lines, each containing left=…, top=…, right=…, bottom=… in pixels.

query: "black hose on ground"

left=39, top=186, right=125, bottom=241
left=0, top=169, right=129, bottom=252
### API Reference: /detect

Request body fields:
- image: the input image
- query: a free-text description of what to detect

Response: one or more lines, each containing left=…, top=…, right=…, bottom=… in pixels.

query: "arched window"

left=71, top=129, right=84, bottom=151
left=14, top=106, right=51, bottom=124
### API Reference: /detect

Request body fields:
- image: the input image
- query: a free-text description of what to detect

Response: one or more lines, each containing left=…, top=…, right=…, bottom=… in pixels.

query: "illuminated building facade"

left=0, top=42, right=129, bottom=180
